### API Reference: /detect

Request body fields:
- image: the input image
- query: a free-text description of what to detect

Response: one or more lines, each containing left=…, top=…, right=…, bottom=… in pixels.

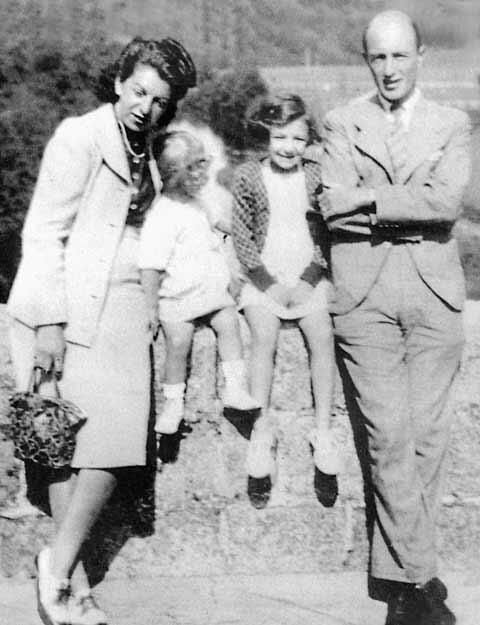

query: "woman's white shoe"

left=69, top=590, right=107, bottom=625
left=36, top=547, right=71, bottom=625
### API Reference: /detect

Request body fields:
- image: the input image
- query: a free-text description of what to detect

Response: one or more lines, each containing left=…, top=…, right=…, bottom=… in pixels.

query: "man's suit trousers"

left=333, top=243, right=464, bottom=584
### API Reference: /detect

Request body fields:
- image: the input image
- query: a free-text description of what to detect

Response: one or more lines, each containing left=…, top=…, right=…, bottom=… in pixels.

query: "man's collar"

left=377, top=88, right=421, bottom=128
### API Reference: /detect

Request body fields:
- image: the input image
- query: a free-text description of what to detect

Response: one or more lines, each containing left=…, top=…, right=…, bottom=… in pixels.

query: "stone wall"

left=1, top=304, right=480, bottom=581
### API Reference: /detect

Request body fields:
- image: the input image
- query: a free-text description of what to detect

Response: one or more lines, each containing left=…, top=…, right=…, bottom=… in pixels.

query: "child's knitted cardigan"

left=232, top=157, right=330, bottom=291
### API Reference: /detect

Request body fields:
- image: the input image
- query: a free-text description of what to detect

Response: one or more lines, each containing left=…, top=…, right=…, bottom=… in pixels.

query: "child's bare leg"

left=210, top=306, right=258, bottom=410
left=162, top=320, right=195, bottom=383
left=243, top=306, right=281, bottom=478
left=209, top=305, right=244, bottom=360
left=157, top=320, right=195, bottom=434
left=299, top=309, right=340, bottom=506
left=243, top=306, right=281, bottom=411
left=298, top=309, right=335, bottom=434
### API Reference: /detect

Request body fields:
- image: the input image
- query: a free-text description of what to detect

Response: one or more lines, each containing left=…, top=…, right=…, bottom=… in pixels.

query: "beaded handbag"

left=7, top=370, right=87, bottom=469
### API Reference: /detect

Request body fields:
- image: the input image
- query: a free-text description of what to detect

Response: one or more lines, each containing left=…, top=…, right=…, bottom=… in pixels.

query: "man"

left=320, top=10, right=471, bottom=625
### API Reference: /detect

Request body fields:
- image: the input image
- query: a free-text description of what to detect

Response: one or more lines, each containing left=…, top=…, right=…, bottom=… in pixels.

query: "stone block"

left=1, top=304, right=480, bottom=579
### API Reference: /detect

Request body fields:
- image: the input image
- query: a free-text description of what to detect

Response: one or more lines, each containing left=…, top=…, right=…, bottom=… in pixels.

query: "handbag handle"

left=30, top=366, right=61, bottom=397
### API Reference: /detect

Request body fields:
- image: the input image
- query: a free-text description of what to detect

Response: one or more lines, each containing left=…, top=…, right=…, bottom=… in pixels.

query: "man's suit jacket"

left=8, top=103, right=159, bottom=346
left=321, top=94, right=471, bottom=315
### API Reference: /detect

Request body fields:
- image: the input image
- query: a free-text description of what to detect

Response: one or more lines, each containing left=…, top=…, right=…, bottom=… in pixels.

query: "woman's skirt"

left=9, top=226, right=151, bottom=469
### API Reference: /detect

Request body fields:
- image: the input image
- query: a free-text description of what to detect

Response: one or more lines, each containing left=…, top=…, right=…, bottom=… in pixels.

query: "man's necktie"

left=386, top=109, right=408, bottom=182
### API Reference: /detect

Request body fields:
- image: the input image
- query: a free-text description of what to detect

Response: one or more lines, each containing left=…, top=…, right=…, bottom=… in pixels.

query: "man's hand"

left=289, top=280, right=314, bottom=307
left=34, top=324, right=66, bottom=378
left=320, top=185, right=375, bottom=220
left=266, top=283, right=292, bottom=307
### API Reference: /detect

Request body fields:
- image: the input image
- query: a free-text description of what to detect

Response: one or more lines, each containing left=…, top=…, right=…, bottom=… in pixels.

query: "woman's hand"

left=289, top=280, right=314, bottom=307
left=266, top=283, right=292, bottom=307
left=34, top=324, right=66, bottom=378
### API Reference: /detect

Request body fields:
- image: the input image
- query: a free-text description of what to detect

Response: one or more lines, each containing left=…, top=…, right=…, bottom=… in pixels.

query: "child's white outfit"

left=139, top=195, right=257, bottom=435
left=237, top=164, right=330, bottom=319
left=233, top=158, right=340, bottom=492
left=138, top=195, right=235, bottom=320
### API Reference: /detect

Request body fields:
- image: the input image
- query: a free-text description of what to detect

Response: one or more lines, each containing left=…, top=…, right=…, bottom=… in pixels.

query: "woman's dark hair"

left=96, top=37, right=196, bottom=128
left=246, top=93, right=320, bottom=146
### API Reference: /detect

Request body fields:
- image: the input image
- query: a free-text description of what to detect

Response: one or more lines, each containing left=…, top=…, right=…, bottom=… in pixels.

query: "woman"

left=7, top=37, right=196, bottom=625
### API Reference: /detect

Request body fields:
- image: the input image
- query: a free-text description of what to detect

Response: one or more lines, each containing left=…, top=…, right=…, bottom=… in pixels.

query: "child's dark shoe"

left=309, top=429, right=341, bottom=508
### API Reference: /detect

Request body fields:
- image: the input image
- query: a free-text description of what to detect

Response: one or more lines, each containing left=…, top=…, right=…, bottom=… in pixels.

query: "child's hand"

left=228, top=276, right=243, bottom=300
left=266, top=283, right=291, bottom=307
left=289, top=280, right=314, bottom=307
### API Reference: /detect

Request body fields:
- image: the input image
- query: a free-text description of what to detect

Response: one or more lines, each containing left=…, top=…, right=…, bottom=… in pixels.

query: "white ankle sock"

left=163, top=382, right=186, bottom=399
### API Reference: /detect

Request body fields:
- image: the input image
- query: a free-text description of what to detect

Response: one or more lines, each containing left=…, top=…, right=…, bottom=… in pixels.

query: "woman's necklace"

left=119, top=121, right=146, bottom=161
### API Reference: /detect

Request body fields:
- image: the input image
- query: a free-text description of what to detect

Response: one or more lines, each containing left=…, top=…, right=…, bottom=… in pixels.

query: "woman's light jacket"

left=8, top=103, right=158, bottom=347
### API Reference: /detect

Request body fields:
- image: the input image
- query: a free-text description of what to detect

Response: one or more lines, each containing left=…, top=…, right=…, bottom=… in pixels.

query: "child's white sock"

left=221, top=360, right=259, bottom=410
left=163, top=382, right=186, bottom=400
left=155, top=382, right=186, bottom=434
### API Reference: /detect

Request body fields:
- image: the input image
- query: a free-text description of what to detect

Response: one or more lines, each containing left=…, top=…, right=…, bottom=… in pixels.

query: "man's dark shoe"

left=417, top=577, right=456, bottom=625
left=385, top=584, right=422, bottom=625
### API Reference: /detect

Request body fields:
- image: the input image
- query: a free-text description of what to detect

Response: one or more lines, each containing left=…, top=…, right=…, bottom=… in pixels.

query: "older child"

left=232, top=93, right=340, bottom=506
left=139, top=131, right=258, bottom=434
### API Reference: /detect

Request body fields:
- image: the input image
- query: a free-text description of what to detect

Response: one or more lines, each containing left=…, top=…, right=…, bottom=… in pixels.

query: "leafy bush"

left=0, top=39, right=267, bottom=302
left=0, top=39, right=114, bottom=302
left=178, top=68, right=268, bottom=151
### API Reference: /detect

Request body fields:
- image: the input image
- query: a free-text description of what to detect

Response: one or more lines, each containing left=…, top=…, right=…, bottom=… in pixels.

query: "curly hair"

left=96, top=37, right=196, bottom=128
left=151, top=130, right=204, bottom=191
left=246, top=92, right=320, bottom=146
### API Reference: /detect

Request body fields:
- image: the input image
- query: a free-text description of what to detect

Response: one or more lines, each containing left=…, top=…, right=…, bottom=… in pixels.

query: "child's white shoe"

left=246, top=425, right=278, bottom=479
left=155, top=398, right=184, bottom=435
left=308, top=429, right=342, bottom=475
left=222, top=386, right=260, bottom=411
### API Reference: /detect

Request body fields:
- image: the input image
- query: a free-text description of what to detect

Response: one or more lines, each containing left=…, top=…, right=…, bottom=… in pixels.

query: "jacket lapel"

left=94, top=104, right=131, bottom=185
left=352, top=97, right=395, bottom=183
left=397, top=97, right=445, bottom=184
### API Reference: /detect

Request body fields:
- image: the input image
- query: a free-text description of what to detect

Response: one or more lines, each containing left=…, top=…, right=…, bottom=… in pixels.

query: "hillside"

left=13, top=0, right=480, bottom=68
left=1, top=1, right=479, bottom=302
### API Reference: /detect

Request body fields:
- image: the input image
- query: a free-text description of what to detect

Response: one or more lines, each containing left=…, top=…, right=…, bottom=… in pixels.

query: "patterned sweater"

left=232, top=158, right=329, bottom=291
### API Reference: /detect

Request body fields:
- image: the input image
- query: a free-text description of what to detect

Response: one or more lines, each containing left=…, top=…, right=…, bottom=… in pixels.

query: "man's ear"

left=417, top=44, right=426, bottom=65
left=114, top=76, right=122, bottom=98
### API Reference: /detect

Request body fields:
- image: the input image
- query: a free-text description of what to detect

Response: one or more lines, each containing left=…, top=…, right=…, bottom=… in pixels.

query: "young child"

left=139, top=130, right=258, bottom=435
left=232, top=93, right=340, bottom=506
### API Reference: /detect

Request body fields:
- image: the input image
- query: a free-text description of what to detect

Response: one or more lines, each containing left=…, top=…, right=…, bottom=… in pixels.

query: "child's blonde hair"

left=153, top=130, right=204, bottom=191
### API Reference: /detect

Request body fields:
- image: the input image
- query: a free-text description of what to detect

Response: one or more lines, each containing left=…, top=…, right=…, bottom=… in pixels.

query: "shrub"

left=178, top=68, right=268, bottom=151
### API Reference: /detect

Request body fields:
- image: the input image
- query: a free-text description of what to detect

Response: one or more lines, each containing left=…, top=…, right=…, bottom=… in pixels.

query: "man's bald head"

left=362, top=10, right=425, bottom=106
left=362, top=10, right=422, bottom=56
